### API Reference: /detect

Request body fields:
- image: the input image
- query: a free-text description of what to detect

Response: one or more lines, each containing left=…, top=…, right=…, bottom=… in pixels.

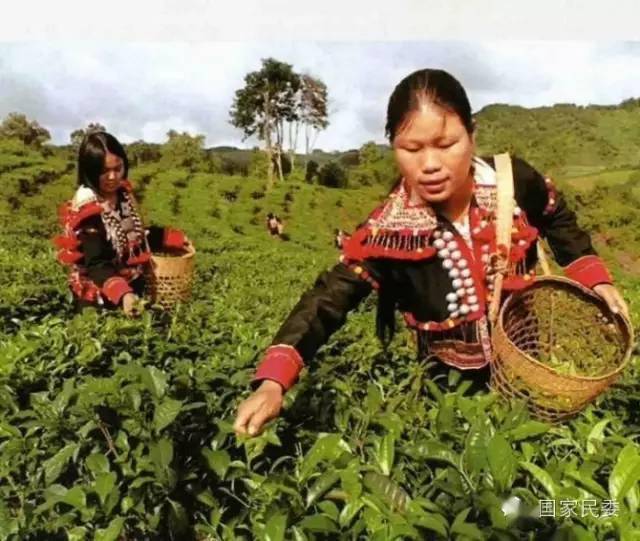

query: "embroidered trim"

left=57, top=249, right=84, bottom=265
left=341, top=260, right=380, bottom=290
left=341, top=181, right=438, bottom=262
left=66, top=201, right=104, bottom=230
left=543, top=177, right=558, bottom=216
left=428, top=340, right=489, bottom=370
left=342, top=156, right=500, bottom=263
left=402, top=311, right=483, bottom=332
left=100, top=187, right=147, bottom=262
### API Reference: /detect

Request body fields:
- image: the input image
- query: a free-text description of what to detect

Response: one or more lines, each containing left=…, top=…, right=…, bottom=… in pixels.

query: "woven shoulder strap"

left=488, top=153, right=515, bottom=325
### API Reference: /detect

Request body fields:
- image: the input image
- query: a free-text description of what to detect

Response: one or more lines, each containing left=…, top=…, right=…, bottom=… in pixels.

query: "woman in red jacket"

left=54, top=131, right=189, bottom=316
left=234, top=68, right=629, bottom=437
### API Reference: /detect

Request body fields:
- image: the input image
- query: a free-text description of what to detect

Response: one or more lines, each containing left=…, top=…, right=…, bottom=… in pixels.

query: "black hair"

left=77, top=131, right=129, bottom=192
left=385, top=68, right=474, bottom=142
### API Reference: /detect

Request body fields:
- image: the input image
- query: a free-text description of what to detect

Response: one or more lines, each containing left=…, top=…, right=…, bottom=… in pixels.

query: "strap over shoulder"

left=488, top=152, right=515, bottom=325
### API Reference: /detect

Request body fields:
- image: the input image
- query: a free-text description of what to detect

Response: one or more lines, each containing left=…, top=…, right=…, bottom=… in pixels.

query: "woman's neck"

left=101, top=191, right=118, bottom=207
left=433, top=172, right=474, bottom=223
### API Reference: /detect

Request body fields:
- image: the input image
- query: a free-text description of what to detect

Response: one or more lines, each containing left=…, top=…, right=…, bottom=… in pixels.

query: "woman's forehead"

left=104, top=152, right=122, bottom=165
left=395, top=104, right=461, bottom=140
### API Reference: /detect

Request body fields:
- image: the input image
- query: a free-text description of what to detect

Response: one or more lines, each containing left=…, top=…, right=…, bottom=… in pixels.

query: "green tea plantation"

left=1, top=138, right=640, bottom=541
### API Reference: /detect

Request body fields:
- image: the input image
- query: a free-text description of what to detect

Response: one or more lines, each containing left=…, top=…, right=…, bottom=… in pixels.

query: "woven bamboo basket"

left=490, top=274, right=633, bottom=422
left=145, top=243, right=196, bottom=309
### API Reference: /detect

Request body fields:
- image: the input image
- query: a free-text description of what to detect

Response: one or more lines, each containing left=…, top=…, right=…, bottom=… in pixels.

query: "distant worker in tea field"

left=234, top=68, right=629, bottom=436
left=53, top=131, right=190, bottom=316
left=266, top=212, right=284, bottom=237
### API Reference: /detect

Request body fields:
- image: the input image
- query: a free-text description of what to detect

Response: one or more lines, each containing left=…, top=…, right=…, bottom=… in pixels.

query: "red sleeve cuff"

left=253, top=345, right=304, bottom=391
left=102, top=277, right=133, bottom=305
left=163, top=228, right=186, bottom=250
left=564, top=255, right=613, bottom=289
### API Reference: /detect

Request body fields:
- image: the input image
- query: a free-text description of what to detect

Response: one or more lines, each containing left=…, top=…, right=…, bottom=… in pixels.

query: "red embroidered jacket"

left=253, top=155, right=613, bottom=390
left=53, top=180, right=185, bottom=306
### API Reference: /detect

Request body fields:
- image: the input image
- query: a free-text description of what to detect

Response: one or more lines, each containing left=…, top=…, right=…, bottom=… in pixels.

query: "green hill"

left=474, top=99, right=640, bottom=175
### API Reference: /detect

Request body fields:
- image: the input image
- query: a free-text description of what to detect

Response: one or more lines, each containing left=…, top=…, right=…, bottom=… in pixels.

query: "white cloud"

left=0, top=41, right=638, bottom=150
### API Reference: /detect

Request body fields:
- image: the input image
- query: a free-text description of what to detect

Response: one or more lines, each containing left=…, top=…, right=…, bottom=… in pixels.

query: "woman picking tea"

left=234, top=68, right=629, bottom=436
left=54, top=131, right=190, bottom=316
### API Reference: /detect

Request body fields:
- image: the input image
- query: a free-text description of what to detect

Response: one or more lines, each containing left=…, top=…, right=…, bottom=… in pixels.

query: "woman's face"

left=98, top=151, right=125, bottom=196
left=393, top=101, right=475, bottom=205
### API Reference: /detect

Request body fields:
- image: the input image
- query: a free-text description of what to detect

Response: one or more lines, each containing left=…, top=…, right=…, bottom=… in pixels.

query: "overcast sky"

left=1, top=41, right=639, bottom=151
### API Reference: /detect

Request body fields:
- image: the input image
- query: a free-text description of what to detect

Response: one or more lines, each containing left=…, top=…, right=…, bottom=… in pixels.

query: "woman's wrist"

left=258, top=379, right=285, bottom=394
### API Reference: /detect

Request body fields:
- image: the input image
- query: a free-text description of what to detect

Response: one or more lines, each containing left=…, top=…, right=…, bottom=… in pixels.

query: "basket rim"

left=495, top=274, right=634, bottom=382
left=150, top=243, right=196, bottom=262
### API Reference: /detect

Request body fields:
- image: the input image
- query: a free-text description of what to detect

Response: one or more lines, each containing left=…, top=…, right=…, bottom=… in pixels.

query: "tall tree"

left=230, top=58, right=300, bottom=188
left=298, top=74, right=329, bottom=156
left=0, top=112, right=50, bottom=148
left=282, top=74, right=330, bottom=170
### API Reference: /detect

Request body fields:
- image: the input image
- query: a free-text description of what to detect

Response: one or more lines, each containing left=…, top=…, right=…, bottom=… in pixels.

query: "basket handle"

left=488, top=153, right=514, bottom=326
left=536, top=238, right=552, bottom=276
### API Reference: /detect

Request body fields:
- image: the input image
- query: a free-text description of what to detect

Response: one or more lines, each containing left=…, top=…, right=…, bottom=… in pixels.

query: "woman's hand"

left=233, top=380, right=283, bottom=437
left=122, top=292, right=144, bottom=318
left=593, top=283, right=630, bottom=321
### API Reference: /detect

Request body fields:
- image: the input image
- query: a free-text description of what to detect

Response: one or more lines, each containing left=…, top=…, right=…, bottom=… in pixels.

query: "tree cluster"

left=230, top=58, right=329, bottom=188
